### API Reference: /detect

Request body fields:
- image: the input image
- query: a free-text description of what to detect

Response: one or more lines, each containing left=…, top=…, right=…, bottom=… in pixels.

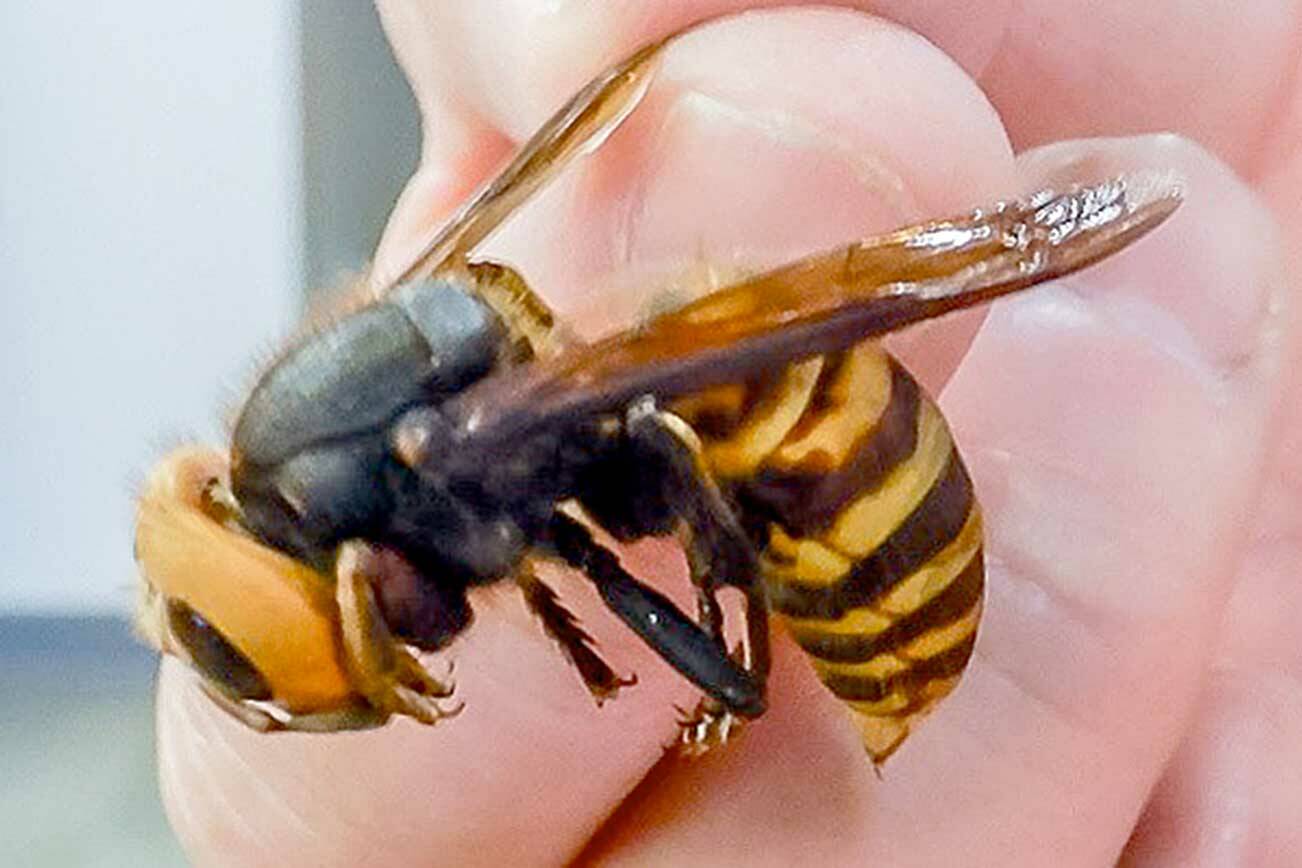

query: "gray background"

left=2, top=2, right=417, bottom=863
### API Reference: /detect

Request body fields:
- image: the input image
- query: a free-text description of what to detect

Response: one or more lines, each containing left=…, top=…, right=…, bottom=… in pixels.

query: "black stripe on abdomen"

left=736, top=360, right=920, bottom=534
left=767, top=451, right=974, bottom=620
left=818, top=632, right=978, bottom=703
left=792, top=551, right=983, bottom=663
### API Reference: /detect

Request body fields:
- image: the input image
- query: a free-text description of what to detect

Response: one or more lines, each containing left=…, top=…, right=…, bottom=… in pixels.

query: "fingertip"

left=1015, top=133, right=1286, bottom=375
left=626, top=8, right=1015, bottom=392
left=369, top=127, right=514, bottom=292
left=951, top=133, right=1288, bottom=618
left=873, top=133, right=1294, bottom=865
left=480, top=7, right=1016, bottom=361
left=155, top=556, right=704, bottom=866
left=620, top=8, right=1015, bottom=260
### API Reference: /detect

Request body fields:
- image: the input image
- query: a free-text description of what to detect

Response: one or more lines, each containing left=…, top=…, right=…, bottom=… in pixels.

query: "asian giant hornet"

left=134, top=28, right=1182, bottom=763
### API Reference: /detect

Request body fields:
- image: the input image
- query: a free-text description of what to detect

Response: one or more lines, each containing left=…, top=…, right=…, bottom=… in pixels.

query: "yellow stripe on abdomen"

left=823, top=399, right=952, bottom=558
left=701, top=358, right=823, bottom=478
left=697, top=345, right=984, bottom=766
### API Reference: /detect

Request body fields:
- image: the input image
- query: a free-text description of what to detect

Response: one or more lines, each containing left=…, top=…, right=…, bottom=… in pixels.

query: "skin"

left=156, top=3, right=1302, bottom=866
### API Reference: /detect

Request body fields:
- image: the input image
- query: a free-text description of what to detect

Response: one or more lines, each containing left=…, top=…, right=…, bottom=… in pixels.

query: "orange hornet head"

left=134, top=446, right=381, bottom=731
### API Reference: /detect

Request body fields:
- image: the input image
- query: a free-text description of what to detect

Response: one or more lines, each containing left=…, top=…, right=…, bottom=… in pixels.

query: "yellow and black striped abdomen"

left=673, top=343, right=983, bottom=764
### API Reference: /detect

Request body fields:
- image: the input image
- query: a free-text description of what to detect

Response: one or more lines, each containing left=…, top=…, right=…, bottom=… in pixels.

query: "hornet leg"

left=545, top=512, right=765, bottom=721
left=624, top=400, right=772, bottom=753
left=334, top=540, right=462, bottom=726
left=516, top=566, right=636, bottom=704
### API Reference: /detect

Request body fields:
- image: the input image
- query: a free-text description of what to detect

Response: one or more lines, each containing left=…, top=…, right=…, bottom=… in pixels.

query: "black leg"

left=624, top=401, right=772, bottom=688
left=619, top=401, right=779, bottom=752
left=694, top=585, right=724, bottom=645
left=625, top=400, right=755, bottom=583
left=516, top=568, right=635, bottom=704
left=545, top=512, right=765, bottom=718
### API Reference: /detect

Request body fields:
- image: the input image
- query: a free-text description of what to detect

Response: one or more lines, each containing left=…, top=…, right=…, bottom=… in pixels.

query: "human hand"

left=156, top=4, right=1301, bottom=865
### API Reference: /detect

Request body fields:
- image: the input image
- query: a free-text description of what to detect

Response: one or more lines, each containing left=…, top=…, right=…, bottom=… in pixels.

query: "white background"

left=0, top=2, right=417, bottom=612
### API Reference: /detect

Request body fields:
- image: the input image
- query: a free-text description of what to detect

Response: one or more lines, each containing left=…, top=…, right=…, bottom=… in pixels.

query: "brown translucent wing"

left=447, top=173, right=1183, bottom=444
left=376, top=38, right=671, bottom=291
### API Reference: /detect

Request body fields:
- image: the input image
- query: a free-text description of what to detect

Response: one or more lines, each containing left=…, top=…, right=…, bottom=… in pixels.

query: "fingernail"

left=618, top=87, right=919, bottom=277
left=1015, top=134, right=1288, bottom=379
left=614, top=9, right=1016, bottom=282
left=950, top=134, right=1291, bottom=620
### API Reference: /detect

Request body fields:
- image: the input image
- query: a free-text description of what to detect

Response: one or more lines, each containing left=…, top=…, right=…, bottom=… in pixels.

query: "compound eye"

left=166, top=600, right=273, bottom=701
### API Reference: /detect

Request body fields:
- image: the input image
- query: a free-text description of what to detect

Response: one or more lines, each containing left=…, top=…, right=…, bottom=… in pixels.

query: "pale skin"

left=156, top=3, right=1302, bottom=866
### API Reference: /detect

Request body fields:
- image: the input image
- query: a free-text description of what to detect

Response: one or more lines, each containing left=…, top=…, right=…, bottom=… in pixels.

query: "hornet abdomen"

left=674, top=343, right=982, bottom=764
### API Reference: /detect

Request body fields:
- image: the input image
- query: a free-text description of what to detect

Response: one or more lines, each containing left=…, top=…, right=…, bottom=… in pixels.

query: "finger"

left=367, top=8, right=1302, bottom=868
left=891, top=135, right=1288, bottom=863
left=975, top=2, right=1302, bottom=182
left=382, top=1, right=1015, bottom=142
left=157, top=10, right=1015, bottom=866
left=470, top=7, right=1016, bottom=392
left=1121, top=270, right=1302, bottom=864
left=1047, top=26, right=1302, bottom=862
left=1252, top=80, right=1302, bottom=245
left=367, top=0, right=1022, bottom=296
left=892, top=132, right=1288, bottom=865
left=1120, top=673, right=1302, bottom=866
left=369, top=0, right=516, bottom=289
left=377, top=1, right=1302, bottom=229
left=157, top=538, right=704, bottom=866
left=584, top=135, right=1290, bottom=865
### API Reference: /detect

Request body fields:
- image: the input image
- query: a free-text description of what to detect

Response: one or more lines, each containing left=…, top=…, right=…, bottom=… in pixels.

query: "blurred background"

left=1, top=3, right=418, bottom=863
